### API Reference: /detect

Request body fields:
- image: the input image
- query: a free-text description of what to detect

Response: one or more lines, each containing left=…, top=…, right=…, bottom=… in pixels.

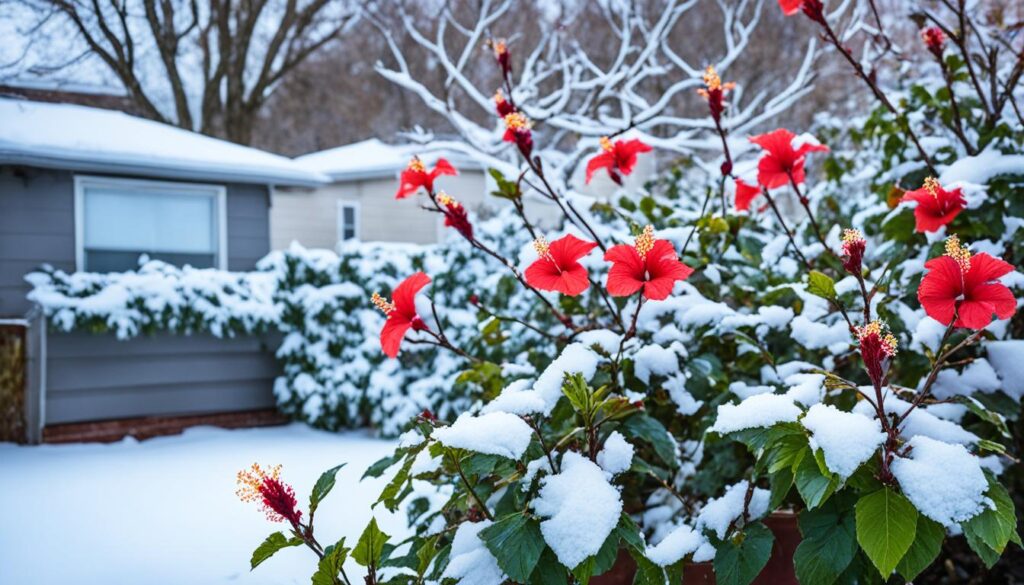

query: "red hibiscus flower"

left=437, top=192, right=473, bottom=240
left=921, top=27, right=945, bottom=58
left=372, top=272, right=432, bottom=358
left=779, top=0, right=825, bottom=23
left=395, top=156, right=458, bottom=199
left=734, top=178, right=761, bottom=212
left=604, top=225, right=694, bottom=301
left=585, top=137, right=653, bottom=185
left=503, top=112, right=534, bottom=159
left=749, top=128, right=829, bottom=189
left=697, top=65, right=735, bottom=122
left=524, top=234, right=598, bottom=296
left=901, top=177, right=966, bottom=233
left=918, top=236, right=1017, bottom=330
left=236, top=463, right=303, bottom=525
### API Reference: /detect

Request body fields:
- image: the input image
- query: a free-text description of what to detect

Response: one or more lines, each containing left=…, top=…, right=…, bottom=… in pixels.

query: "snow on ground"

left=0, top=424, right=402, bottom=585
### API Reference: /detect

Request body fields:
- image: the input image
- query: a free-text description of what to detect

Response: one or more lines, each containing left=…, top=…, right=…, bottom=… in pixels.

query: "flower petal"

left=964, top=253, right=1015, bottom=290
left=586, top=152, right=616, bottom=184
left=918, top=256, right=963, bottom=326
left=392, top=272, right=431, bottom=317
left=550, top=234, right=599, bottom=264
left=381, top=315, right=413, bottom=358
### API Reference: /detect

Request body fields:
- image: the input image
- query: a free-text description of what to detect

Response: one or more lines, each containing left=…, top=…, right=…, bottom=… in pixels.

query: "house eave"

left=0, top=149, right=329, bottom=188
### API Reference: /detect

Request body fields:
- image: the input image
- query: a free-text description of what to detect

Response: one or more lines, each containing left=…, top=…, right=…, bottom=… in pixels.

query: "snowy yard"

left=0, top=424, right=402, bottom=585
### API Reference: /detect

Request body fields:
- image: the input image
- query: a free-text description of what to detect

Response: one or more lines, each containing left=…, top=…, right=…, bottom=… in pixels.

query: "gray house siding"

left=0, top=167, right=75, bottom=317
left=44, top=332, right=279, bottom=424
left=1, top=165, right=280, bottom=428
left=0, top=165, right=272, bottom=317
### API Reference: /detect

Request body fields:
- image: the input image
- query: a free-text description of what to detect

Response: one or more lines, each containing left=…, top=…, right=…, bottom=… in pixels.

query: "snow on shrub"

left=26, top=260, right=278, bottom=338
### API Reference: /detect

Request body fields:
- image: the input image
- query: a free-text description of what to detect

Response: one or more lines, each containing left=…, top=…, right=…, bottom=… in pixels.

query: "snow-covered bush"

left=26, top=260, right=279, bottom=338
left=243, top=1, right=1023, bottom=584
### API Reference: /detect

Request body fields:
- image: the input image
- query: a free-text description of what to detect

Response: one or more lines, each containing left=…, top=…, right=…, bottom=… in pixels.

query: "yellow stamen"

left=490, top=39, right=507, bottom=57
left=841, top=228, right=863, bottom=244
left=635, top=225, right=655, bottom=258
left=236, top=463, right=281, bottom=503
left=855, top=321, right=898, bottom=356
left=494, top=90, right=505, bottom=104
left=533, top=237, right=550, bottom=257
left=703, top=65, right=722, bottom=91
left=923, top=176, right=940, bottom=199
left=371, top=292, right=395, bottom=315
left=504, top=112, right=531, bottom=131
left=407, top=156, right=426, bottom=173
left=600, top=136, right=613, bottom=152
left=437, top=191, right=458, bottom=207
left=944, top=234, right=971, bottom=271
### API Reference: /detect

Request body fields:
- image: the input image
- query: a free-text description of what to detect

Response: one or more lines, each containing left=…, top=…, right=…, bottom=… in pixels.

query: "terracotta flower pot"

left=592, top=513, right=800, bottom=585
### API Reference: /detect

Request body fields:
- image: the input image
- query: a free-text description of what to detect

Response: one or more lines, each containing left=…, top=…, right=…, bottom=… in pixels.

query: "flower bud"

left=840, top=228, right=866, bottom=275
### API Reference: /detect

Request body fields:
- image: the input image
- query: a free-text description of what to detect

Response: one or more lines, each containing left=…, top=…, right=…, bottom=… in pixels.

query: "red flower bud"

left=237, top=464, right=303, bottom=526
left=840, top=228, right=866, bottom=275
left=419, top=409, right=437, bottom=422
left=921, top=27, right=946, bottom=58
left=855, top=322, right=898, bottom=389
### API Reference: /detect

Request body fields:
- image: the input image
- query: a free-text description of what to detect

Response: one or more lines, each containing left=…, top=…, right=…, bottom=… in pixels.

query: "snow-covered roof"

left=0, top=98, right=329, bottom=187
left=294, top=138, right=483, bottom=182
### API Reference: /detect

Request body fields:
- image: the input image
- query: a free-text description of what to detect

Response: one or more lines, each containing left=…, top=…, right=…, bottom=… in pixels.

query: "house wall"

left=0, top=165, right=279, bottom=427
left=270, top=170, right=561, bottom=250
left=0, top=165, right=272, bottom=317
left=43, top=332, right=279, bottom=424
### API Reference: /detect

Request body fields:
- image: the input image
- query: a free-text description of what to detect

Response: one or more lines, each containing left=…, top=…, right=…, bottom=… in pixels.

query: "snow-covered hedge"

left=26, top=261, right=279, bottom=338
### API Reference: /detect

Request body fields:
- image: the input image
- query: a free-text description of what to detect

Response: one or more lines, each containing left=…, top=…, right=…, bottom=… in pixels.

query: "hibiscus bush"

left=241, top=1, right=1023, bottom=584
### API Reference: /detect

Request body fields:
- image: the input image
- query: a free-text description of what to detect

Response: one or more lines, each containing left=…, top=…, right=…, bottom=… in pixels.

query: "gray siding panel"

left=45, top=332, right=280, bottom=424
left=0, top=167, right=75, bottom=317
left=226, top=183, right=271, bottom=271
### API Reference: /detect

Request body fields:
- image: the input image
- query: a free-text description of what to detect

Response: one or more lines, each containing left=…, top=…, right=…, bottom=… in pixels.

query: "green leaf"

left=854, top=488, right=918, bottom=578
left=311, top=537, right=349, bottom=585
left=571, top=528, right=620, bottom=584
left=251, top=531, right=303, bottom=570
left=794, top=447, right=838, bottom=509
left=895, top=515, right=944, bottom=581
left=807, top=271, right=836, bottom=300
left=480, top=513, right=546, bottom=582
left=963, top=521, right=1001, bottom=568
left=621, top=414, right=677, bottom=467
left=530, top=547, right=569, bottom=585
left=628, top=548, right=667, bottom=585
left=714, top=522, right=775, bottom=585
left=562, top=372, right=592, bottom=415
left=793, top=498, right=857, bottom=585
left=962, top=477, right=1016, bottom=554
left=351, top=518, right=390, bottom=568
left=415, top=536, right=440, bottom=577
left=362, top=452, right=402, bottom=480
left=376, top=456, right=413, bottom=512
left=769, top=467, right=794, bottom=511
left=310, top=463, right=346, bottom=516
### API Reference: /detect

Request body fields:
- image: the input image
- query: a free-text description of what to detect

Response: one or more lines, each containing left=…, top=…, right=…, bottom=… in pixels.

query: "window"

left=75, top=176, right=226, bottom=272
left=338, top=201, right=359, bottom=242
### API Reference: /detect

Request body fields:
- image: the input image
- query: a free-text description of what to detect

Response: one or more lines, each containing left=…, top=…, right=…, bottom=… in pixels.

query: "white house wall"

left=271, top=169, right=562, bottom=249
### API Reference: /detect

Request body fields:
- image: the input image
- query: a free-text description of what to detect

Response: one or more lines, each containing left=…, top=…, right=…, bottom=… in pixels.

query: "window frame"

left=73, top=175, right=228, bottom=272
left=337, top=200, right=360, bottom=243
